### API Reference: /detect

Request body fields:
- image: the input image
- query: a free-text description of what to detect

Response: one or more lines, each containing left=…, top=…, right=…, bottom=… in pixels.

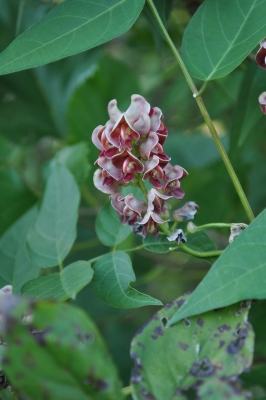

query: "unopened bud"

left=259, top=92, right=266, bottom=115
left=256, top=39, right=266, bottom=69
left=187, top=221, right=197, bottom=233
left=229, top=223, right=248, bottom=243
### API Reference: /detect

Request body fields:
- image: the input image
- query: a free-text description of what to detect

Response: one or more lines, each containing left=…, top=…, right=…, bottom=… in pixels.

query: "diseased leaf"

left=21, top=261, right=94, bottom=300
left=183, top=0, right=266, bottom=80
left=26, top=165, right=80, bottom=268
left=1, top=299, right=124, bottom=400
left=0, top=207, right=40, bottom=294
left=96, top=202, right=131, bottom=247
left=0, top=0, right=145, bottom=75
left=92, top=251, right=162, bottom=308
left=168, top=209, right=266, bottom=325
left=198, top=378, right=248, bottom=399
left=130, top=293, right=254, bottom=400
left=61, top=260, right=94, bottom=299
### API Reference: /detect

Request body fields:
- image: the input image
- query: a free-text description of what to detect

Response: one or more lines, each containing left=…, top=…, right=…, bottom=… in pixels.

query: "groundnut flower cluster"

left=92, top=94, right=190, bottom=237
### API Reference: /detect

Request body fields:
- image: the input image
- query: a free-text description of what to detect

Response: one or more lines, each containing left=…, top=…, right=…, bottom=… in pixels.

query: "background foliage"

left=0, top=0, right=266, bottom=399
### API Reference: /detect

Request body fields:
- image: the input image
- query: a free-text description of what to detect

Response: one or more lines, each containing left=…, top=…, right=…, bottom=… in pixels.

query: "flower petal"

left=256, top=39, right=266, bottom=70
left=150, top=107, right=162, bottom=131
left=140, top=131, right=159, bottom=158
left=93, top=169, right=120, bottom=194
left=259, top=92, right=266, bottom=115
left=126, top=94, right=150, bottom=124
left=97, top=157, right=124, bottom=180
left=108, top=99, right=123, bottom=123
left=132, top=113, right=151, bottom=135
left=92, top=125, right=105, bottom=150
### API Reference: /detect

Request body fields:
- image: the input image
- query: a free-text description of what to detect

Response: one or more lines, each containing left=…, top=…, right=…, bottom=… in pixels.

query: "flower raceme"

left=92, top=94, right=194, bottom=237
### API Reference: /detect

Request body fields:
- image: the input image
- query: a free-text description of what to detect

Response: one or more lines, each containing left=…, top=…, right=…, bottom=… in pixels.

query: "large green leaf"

left=0, top=0, right=145, bottom=75
left=130, top=293, right=254, bottom=399
left=96, top=202, right=131, bottom=247
left=21, top=261, right=94, bottom=300
left=182, top=0, right=266, bottom=80
left=26, top=165, right=80, bottom=268
left=92, top=251, right=162, bottom=308
left=1, top=299, right=124, bottom=400
left=0, top=207, right=40, bottom=294
left=0, top=167, right=36, bottom=235
left=168, top=209, right=266, bottom=325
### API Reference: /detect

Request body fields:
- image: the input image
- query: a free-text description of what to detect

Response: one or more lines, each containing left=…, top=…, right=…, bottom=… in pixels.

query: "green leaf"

left=1, top=299, right=124, bottom=400
left=143, top=234, right=172, bottom=253
left=0, top=206, right=40, bottom=294
left=182, top=0, right=266, bottom=80
left=0, top=0, right=145, bottom=75
left=22, top=261, right=94, bottom=300
left=96, top=202, right=131, bottom=247
left=26, top=165, right=80, bottom=268
left=130, top=293, right=254, bottom=399
left=0, top=166, right=36, bottom=235
left=21, top=273, right=68, bottom=301
left=168, top=209, right=266, bottom=325
left=92, top=251, right=162, bottom=308
left=61, top=260, right=94, bottom=299
left=48, top=143, right=90, bottom=183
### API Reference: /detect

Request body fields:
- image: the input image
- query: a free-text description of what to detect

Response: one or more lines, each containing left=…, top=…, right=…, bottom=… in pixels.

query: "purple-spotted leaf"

left=0, top=299, right=124, bottom=400
left=130, top=293, right=254, bottom=399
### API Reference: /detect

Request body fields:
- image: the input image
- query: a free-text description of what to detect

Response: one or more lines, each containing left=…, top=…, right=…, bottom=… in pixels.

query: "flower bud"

left=187, top=221, right=197, bottom=234
left=167, top=229, right=187, bottom=245
left=259, top=92, right=266, bottom=115
left=173, top=201, right=199, bottom=221
left=229, top=223, right=248, bottom=243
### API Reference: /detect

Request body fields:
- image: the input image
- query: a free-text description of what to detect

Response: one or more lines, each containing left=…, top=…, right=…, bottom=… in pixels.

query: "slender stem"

left=16, top=0, right=27, bottom=37
left=137, top=176, right=148, bottom=197
left=121, top=386, right=133, bottom=397
left=147, top=0, right=255, bottom=223
left=198, top=80, right=209, bottom=95
left=174, top=244, right=223, bottom=258
left=58, top=261, right=64, bottom=272
left=196, top=223, right=233, bottom=230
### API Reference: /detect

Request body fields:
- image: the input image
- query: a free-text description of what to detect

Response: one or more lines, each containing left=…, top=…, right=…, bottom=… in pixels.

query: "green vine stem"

left=146, top=0, right=255, bottom=223
left=195, top=222, right=233, bottom=231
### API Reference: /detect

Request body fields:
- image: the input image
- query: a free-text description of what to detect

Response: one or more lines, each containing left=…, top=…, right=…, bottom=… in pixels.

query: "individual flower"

left=256, top=39, right=266, bottom=69
left=259, top=92, right=266, bottom=115
left=111, top=151, right=144, bottom=183
left=143, top=155, right=165, bottom=189
left=110, top=193, right=147, bottom=225
left=163, top=163, right=188, bottom=199
left=167, top=229, right=187, bottom=245
left=173, top=201, right=199, bottom=221
left=93, top=169, right=122, bottom=194
left=137, top=189, right=172, bottom=237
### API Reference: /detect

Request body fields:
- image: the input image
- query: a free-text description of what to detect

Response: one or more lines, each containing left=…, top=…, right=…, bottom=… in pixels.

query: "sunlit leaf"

left=21, top=273, right=68, bottom=301
left=168, top=209, right=266, bottom=325
left=92, top=251, right=163, bottom=308
left=183, top=0, right=266, bottom=80
left=0, top=0, right=145, bottom=75
left=26, top=165, right=80, bottom=268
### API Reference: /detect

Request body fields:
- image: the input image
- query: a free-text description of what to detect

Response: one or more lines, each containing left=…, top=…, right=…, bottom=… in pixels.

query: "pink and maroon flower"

left=143, top=155, right=165, bottom=189
left=256, top=39, right=266, bottom=70
left=163, top=163, right=188, bottom=199
left=110, top=192, right=147, bottom=225
left=112, top=151, right=144, bottom=183
left=259, top=92, right=266, bottom=115
left=137, top=189, right=172, bottom=237
left=93, top=169, right=121, bottom=194
left=173, top=201, right=199, bottom=221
